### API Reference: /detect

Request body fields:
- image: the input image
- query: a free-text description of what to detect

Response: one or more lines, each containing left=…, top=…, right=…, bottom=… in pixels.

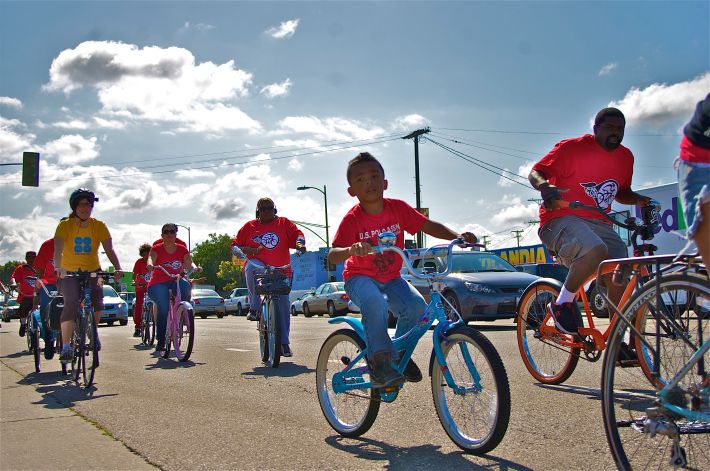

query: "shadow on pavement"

left=324, top=435, right=534, bottom=470
left=242, top=362, right=315, bottom=378
left=536, top=383, right=603, bottom=401
left=144, top=356, right=203, bottom=370
left=22, top=377, right=117, bottom=409
left=468, top=323, right=517, bottom=332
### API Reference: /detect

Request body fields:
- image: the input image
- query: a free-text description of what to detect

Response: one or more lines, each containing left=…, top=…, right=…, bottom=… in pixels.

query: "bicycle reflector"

left=640, top=201, right=661, bottom=240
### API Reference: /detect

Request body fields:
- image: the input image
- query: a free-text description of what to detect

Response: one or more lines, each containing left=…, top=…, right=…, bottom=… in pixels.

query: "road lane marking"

left=226, top=348, right=250, bottom=352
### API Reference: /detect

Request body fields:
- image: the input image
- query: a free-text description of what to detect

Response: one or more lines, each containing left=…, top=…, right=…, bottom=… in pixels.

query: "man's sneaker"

left=246, top=310, right=259, bottom=321
left=133, top=329, right=141, bottom=337
left=282, top=344, right=292, bottom=357
left=44, top=342, right=55, bottom=360
left=59, top=347, right=73, bottom=364
left=155, top=341, right=166, bottom=352
left=369, top=352, right=405, bottom=389
left=19, top=323, right=26, bottom=337
left=547, top=302, right=583, bottom=335
left=403, top=358, right=422, bottom=383
left=615, top=341, right=640, bottom=368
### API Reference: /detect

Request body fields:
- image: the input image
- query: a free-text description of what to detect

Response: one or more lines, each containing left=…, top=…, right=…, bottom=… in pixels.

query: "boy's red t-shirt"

left=33, top=238, right=57, bottom=285
left=148, top=243, right=189, bottom=287
left=232, top=217, right=304, bottom=270
left=11, top=263, right=37, bottom=301
left=132, top=257, right=151, bottom=289
left=532, top=134, right=634, bottom=227
left=333, top=198, right=427, bottom=283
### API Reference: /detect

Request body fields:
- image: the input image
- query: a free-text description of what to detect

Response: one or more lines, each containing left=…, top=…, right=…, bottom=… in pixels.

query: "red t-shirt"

left=11, top=263, right=36, bottom=301
left=333, top=198, right=427, bottom=283
left=533, top=134, right=634, bottom=227
left=148, top=243, right=189, bottom=287
left=232, top=217, right=304, bottom=269
left=679, top=135, right=710, bottom=164
left=33, top=239, right=57, bottom=285
left=132, top=257, right=151, bottom=289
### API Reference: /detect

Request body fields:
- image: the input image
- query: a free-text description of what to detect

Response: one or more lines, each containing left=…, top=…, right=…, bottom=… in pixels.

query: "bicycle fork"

left=433, top=329, right=483, bottom=395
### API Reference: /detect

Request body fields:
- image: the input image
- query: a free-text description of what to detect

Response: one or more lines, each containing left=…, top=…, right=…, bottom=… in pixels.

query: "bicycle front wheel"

left=71, top=318, right=83, bottom=382
left=432, top=326, right=511, bottom=454
left=258, top=304, right=269, bottom=363
left=516, top=281, right=580, bottom=384
left=174, top=303, right=195, bottom=362
left=82, top=312, right=98, bottom=387
left=142, top=303, right=154, bottom=345
left=266, top=298, right=280, bottom=368
left=316, top=329, right=380, bottom=437
left=29, top=317, right=40, bottom=373
left=601, top=302, right=710, bottom=470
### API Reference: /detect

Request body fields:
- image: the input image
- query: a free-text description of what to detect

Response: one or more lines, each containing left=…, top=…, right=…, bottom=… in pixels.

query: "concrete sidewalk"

left=0, top=362, right=155, bottom=471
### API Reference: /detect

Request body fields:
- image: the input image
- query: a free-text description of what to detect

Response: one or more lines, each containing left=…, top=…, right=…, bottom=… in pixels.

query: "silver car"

left=300, top=282, right=349, bottom=318
left=190, top=289, right=226, bottom=318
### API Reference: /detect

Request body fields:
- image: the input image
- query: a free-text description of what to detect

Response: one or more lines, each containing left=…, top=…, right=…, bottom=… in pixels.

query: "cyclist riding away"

left=328, top=152, right=477, bottom=389
left=146, top=223, right=196, bottom=352
left=11, top=250, right=37, bottom=338
left=131, top=243, right=152, bottom=337
left=54, top=188, right=123, bottom=363
left=231, top=197, right=306, bottom=357
left=33, top=237, right=60, bottom=359
left=528, top=107, right=651, bottom=335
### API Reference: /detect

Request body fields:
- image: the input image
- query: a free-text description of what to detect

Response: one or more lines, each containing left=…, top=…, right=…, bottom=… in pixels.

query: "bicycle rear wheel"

left=175, top=302, right=195, bottom=362
left=633, top=272, right=710, bottom=389
left=316, top=329, right=380, bottom=437
left=516, top=282, right=580, bottom=384
left=259, top=303, right=269, bottom=363
left=28, top=316, right=40, bottom=373
left=432, top=326, right=511, bottom=454
left=82, top=312, right=98, bottom=387
left=163, top=313, right=172, bottom=359
left=71, top=318, right=83, bottom=383
left=601, top=303, right=710, bottom=470
left=266, top=298, right=280, bottom=368
left=142, top=302, right=154, bottom=345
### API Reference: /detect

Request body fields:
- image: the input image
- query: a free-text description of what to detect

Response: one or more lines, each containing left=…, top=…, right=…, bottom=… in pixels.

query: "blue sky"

left=0, top=1, right=708, bottom=265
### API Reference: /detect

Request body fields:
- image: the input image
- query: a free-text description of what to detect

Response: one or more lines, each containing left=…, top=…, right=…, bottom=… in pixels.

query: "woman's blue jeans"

left=344, top=275, right=427, bottom=360
left=245, top=261, right=291, bottom=345
left=147, top=279, right=191, bottom=345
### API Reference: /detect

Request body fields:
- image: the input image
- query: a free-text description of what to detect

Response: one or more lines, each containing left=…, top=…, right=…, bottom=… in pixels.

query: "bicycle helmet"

left=69, top=188, right=98, bottom=211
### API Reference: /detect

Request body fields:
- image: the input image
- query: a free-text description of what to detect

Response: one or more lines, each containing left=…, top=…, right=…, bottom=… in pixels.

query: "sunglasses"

left=162, top=229, right=177, bottom=234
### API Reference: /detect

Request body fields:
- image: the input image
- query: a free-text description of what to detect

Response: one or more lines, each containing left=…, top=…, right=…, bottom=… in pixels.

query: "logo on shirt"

left=23, top=276, right=36, bottom=289
left=580, top=179, right=619, bottom=210
left=253, top=232, right=279, bottom=249
left=162, top=260, right=183, bottom=271
left=141, top=273, right=151, bottom=282
left=74, top=236, right=93, bottom=254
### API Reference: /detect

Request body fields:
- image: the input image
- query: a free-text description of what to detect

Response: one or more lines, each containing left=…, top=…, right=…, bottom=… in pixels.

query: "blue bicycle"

left=315, top=233, right=511, bottom=454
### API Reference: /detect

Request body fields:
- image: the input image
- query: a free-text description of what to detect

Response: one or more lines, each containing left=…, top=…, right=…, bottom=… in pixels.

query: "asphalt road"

left=0, top=314, right=618, bottom=470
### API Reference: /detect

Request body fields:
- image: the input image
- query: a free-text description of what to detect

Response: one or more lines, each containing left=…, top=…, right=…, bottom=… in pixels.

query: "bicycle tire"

left=601, top=276, right=710, bottom=471
left=57, top=333, right=67, bottom=375
left=71, top=317, right=83, bottom=383
left=82, top=311, right=98, bottom=388
left=163, top=311, right=172, bottom=359
left=31, top=320, right=40, bottom=373
left=431, top=326, right=511, bottom=454
left=316, top=329, right=380, bottom=437
left=259, top=303, right=269, bottom=363
left=142, top=302, right=154, bottom=345
left=516, top=281, right=580, bottom=384
left=632, top=272, right=710, bottom=389
left=267, top=297, right=281, bottom=368
left=175, top=303, right=195, bottom=362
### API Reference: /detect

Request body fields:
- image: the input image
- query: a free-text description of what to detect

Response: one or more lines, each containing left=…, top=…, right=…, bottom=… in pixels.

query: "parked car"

left=516, top=263, right=568, bottom=283
left=100, top=285, right=129, bottom=326
left=290, top=291, right=314, bottom=316
left=190, top=289, right=226, bottom=318
left=300, top=282, right=350, bottom=317
left=404, top=250, right=539, bottom=322
left=119, top=291, right=136, bottom=315
left=224, top=287, right=250, bottom=316
left=1, top=299, right=20, bottom=322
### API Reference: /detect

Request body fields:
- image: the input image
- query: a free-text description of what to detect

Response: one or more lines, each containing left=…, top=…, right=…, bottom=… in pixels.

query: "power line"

left=428, top=131, right=538, bottom=158
left=433, top=126, right=678, bottom=137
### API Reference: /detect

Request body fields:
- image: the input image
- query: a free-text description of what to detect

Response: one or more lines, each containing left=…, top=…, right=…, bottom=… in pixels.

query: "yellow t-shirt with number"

left=54, top=217, right=110, bottom=271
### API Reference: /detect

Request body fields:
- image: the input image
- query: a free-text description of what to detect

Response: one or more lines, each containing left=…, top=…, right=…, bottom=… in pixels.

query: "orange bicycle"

left=516, top=201, right=661, bottom=384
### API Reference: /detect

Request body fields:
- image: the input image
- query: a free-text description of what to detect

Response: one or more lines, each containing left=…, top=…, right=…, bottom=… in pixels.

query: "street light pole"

left=175, top=224, right=191, bottom=251
left=296, top=185, right=329, bottom=248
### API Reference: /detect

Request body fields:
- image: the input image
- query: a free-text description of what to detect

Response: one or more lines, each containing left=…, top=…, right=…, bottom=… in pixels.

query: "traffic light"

left=22, top=152, right=39, bottom=187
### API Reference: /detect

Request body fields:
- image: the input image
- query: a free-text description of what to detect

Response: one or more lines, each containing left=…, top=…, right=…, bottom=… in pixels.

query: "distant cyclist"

left=146, top=223, right=197, bottom=352
left=10, top=250, right=37, bottom=338
left=33, top=237, right=60, bottom=359
left=231, top=197, right=305, bottom=357
left=131, top=243, right=152, bottom=337
left=54, top=188, right=123, bottom=363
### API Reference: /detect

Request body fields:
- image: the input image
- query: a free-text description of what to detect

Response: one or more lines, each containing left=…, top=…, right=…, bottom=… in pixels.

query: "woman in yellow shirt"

left=53, top=188, right=123, bottom=363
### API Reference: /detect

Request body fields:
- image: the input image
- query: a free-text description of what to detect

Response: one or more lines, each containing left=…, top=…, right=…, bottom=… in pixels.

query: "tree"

left=216, top=260, right=246, bottom=292
left=191, top=233, right=233, bottom=291
left=1, top=260, right=20, bottom=286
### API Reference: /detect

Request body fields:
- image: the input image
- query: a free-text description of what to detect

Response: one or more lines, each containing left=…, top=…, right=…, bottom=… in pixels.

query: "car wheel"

left=107, top=320, right=115, bottom=326
left=217, top=313, right=224, bottom=318
left=588, top=282, right=609, bottom=318
left=236, top=304, right=243, bottom=316
left=303, top=303, right=313, bottom=318
left=200, top=314, right=207, bottom=319
left=291, top=306, right=297, bottom=317
left=327, top=301, right=339, bottom=318
left=119, top=319, right=128, bottom=326
left=443, top=291, right=463, bottom=322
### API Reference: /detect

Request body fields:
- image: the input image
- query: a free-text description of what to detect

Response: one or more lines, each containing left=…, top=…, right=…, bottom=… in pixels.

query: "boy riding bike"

left=328, top=152, right=477, bottom=389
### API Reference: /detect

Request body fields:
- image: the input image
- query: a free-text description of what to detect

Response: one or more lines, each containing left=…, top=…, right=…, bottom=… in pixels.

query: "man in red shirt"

left=528, top=107, right=651, bottom=334
left=131, top=243, right=151, bottom=337
left=231, top=198, right=306, bottom=357
left=11, top=251, right=37, bottom=337
left=33, top=238, right=59, bottom=358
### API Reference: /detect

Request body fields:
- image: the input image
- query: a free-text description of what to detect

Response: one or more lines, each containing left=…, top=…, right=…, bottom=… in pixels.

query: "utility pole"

left=511, top=229, right=524, bottom=248
left=481, top=235, right=491, bottom=249
left=403, top=127, right=430, bottom=248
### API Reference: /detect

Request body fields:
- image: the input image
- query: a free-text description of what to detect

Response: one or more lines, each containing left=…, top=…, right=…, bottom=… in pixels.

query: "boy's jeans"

left=345, top=275, right=427, bottom=360
left=245, top=260, right=291, bottom=345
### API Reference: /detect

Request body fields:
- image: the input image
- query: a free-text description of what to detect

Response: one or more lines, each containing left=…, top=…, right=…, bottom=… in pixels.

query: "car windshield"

left=193, top=289, right=219, bottom=297
left=103, top=286, right=120, bottom=297
left=451, top=253, right=516, bottom=273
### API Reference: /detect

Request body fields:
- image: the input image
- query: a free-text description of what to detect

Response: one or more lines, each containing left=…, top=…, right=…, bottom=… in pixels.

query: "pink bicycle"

left=154, top=266, right=195, bottom=362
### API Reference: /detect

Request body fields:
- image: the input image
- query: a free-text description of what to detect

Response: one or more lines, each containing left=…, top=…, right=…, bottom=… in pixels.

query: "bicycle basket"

left=254, top=271, right=291, bottom=295
left=47, top=296, right=64, bottom=331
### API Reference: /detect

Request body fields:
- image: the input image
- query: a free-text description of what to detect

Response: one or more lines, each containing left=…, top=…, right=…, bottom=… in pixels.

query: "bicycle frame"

left=154, top=265, right=194, bottom=359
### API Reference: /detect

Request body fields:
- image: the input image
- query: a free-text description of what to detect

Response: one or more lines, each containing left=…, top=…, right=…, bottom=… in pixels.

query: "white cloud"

left=491, top=196, right=539, bottom=226
left=0, top=97, right=22, bottom=109
left=497, top=162, right=533, bottom=188
left=288, top=158, right=303, bottom=171
left=607, top=71, right=710, bottom=127
left=0, top=116, right=35, bottom=162
left=178, top=21, right=215, bottom=33
left=42, top=134, right=100, bottom=165
left=277, top=116, right=386, bottom=141
left=260, top=78, right=292, bottom=99
left=598, top=62, right=618, bottom=76
left=175, top=168, right=215, bottom=179
left=53, top=119, right=91, bottom=130
left=392, top=114, right=427, bottom=130
left=43, top=41, right=261, bottom=134
left=265, top=19, right=299, bottom=39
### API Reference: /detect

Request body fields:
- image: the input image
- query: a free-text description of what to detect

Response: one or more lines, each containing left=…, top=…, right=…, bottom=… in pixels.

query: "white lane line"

left=226, top=348, right=251, bottom=352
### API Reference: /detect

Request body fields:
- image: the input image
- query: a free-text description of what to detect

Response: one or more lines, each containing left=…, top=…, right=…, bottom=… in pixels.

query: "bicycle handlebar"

left=153, top=265, right=197, bottom=279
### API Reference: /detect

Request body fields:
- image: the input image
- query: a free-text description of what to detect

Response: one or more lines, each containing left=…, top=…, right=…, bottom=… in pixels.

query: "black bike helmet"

left=69, top=188, right=98, bottom=211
